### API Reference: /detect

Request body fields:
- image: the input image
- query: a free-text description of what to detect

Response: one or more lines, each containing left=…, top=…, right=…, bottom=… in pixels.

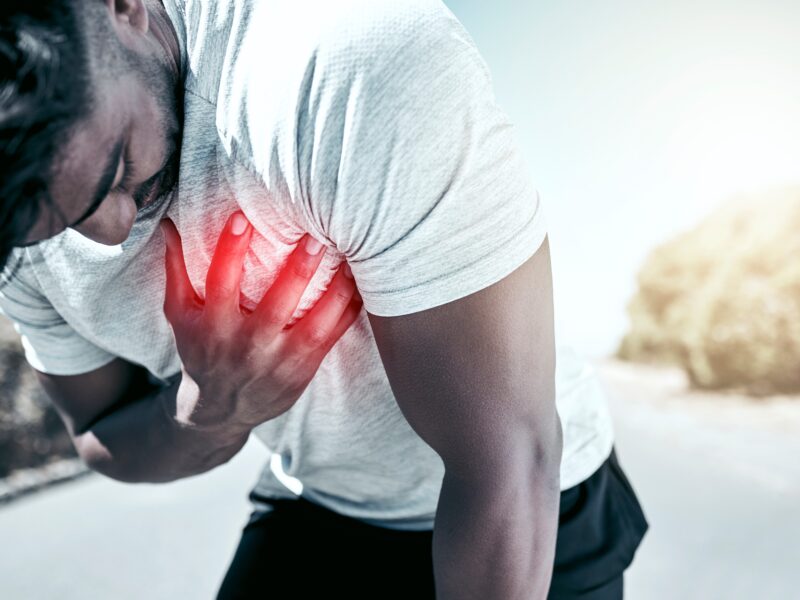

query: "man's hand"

left=160, top=211, right=362, bottom=435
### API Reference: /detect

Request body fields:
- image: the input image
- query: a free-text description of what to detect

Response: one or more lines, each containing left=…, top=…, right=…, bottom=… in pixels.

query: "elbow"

left=67, top=419, right=142, bottom=483
left=73, top=433, right=167, bottom=484
left=442, top=412, right=563, bottom=493
left=74, top=434, right=141, bottom=483
left=518, top=384, right=563, bottom=491
left=507, top=408, right=563, bottom=496
left=533, top=410, right=563, bottom=481
left=73, top=430, right=246, bottom=484
left=533, top=409, right=563, bottom=490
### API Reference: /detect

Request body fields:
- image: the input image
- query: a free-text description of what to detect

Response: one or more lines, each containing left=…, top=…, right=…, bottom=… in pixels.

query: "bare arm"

left=34, top=214, right=361, bottom=484
left=37, top=360, right=248, bottom=483
left=367, top=238, right=562, bottom=600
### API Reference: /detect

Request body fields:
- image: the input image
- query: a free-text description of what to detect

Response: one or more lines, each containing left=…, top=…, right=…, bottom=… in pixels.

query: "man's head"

left=0, top=0, right=182, bottom=272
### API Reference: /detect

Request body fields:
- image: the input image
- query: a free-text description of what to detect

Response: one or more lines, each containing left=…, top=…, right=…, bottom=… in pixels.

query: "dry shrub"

left=618, top=186, right=800, bottom=396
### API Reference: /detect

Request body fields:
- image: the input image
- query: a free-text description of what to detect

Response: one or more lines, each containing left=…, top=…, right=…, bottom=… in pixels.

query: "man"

left=0, top=0, right=648, bottom=598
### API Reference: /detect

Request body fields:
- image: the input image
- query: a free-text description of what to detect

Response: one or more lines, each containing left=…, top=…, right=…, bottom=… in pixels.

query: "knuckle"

left=240, top=343, right=266, bottom=371
left=260, top=304, right=289, bottom=326
left=305, top=325, right=330, bottom=346
left=329, top=288, right=352, bottom=304
left=274, top=355, right=304, bottom=385
left=317, top=335, right=336, bottom=354
left=290, top=261, right=315, bottom=280
left=209, top=282, right=235, bottom=301
left=206, top=315, right=238, bottom=340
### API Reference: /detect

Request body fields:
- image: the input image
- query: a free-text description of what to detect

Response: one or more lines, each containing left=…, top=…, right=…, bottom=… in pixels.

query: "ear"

left=104, top=0, right=150, bottom=43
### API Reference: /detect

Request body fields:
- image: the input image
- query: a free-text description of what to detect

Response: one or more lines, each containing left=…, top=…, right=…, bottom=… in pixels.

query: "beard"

left=126, top=45, right=184, bottom=215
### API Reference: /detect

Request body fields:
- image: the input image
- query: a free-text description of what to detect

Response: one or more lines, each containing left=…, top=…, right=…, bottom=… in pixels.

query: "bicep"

left=36, top=358, right=155, bottom=437
left=366, top=237, right=558, bottom=479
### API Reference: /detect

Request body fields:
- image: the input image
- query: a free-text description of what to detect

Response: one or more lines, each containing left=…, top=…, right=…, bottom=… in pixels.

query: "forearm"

left=73, top=372, right=250, bottom=484
left=432, top=427, right=562, bottom=600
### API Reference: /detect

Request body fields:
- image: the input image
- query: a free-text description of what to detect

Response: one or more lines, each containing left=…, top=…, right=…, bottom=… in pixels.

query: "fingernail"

left=304, top=235, right=324, bottom=255
left=344, top=263, right=353, bottom=278
left=231, top=212, right=249, bottom=236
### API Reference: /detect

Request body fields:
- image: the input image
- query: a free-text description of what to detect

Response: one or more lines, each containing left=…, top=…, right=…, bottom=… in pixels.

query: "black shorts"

left=217, top=448, right=648, bottom=599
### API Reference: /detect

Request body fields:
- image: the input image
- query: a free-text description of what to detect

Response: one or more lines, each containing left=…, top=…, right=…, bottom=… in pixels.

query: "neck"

left=148, top=1, right=182, bottom=80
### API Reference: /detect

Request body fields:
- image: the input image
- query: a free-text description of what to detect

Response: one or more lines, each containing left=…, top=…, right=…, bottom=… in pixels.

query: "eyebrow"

left=69, top=138, right=125, bottom=228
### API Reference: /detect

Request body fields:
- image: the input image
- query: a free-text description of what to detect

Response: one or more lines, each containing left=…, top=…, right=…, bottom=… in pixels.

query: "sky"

left=444, top=0, right=800, bottom=356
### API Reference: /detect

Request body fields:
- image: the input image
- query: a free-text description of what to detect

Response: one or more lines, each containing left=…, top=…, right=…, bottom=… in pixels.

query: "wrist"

left=167, top=369, right=251, bottom=446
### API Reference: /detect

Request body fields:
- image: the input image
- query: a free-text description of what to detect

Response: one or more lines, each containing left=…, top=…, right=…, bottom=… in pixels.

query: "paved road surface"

left=602, top=361, right=800, bottom=599
left=1, top=361, right=799, bottom=599
left=0, top=439, right=267, bottom=599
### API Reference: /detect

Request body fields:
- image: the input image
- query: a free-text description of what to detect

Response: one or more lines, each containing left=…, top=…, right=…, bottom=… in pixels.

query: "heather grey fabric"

left=0, top=0, right=613, bottom=530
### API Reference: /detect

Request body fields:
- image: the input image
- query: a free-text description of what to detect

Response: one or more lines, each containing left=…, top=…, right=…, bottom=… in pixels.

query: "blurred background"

left=1, top=0, right=799, bottom=598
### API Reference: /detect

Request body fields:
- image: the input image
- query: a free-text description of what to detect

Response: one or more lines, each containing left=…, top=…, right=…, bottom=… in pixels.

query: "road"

left=602, top=361, right=800, bottom=599
left=1, top=361, right=799, bottom=599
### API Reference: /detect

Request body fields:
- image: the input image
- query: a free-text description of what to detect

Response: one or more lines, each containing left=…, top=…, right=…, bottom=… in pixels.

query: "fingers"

left=285, top=262, right=358, bottom=351
left=305, top=288, right=363, bottom=367
left=204, top=211, right=254, bottom=320
left=251, top=233, right=327, bottom=331
left=322, top=287, right=363, bottom=347
left=160, top=218, right=200, bottom=324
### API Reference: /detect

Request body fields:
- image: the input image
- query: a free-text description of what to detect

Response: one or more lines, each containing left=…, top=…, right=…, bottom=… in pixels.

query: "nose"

left=72, top=193, right=138, bottom=245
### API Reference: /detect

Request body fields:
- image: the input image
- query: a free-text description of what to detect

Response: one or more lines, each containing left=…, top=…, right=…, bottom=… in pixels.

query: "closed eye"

left=114, top=153, right=137, bottom=195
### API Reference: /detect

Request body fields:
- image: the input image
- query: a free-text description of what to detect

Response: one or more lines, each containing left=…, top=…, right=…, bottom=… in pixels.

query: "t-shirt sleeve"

left=297, top=0, right=548, bottom=317
left=0, top=253, right=116, bottom=376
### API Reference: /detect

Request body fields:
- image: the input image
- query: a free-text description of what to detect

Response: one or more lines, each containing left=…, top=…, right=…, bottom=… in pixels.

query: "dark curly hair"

left=0, top=1, right=93, bottom=275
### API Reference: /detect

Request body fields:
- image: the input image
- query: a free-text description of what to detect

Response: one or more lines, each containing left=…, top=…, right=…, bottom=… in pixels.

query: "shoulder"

left=214, top=0, right=486, bottom=115
left=320, top=0, right=470, bottom=55
left=211, top=0, right=488, bottom=182
left=300, top=0, right=495, bottom=145
left=316, top=0, right=489, bottom=90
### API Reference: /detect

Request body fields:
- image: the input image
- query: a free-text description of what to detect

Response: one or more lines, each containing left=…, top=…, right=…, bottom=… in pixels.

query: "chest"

left=30, top=141, right=345, bottom=378
left=171, top=152, right=346, bottom=322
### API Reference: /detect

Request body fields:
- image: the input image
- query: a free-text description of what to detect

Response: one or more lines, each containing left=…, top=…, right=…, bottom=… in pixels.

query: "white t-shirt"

left=0, top=0, right=613, bottom=529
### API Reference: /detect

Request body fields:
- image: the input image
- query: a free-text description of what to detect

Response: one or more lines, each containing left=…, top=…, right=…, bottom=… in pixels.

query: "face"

left=20, top=0, right=182, bottom=248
